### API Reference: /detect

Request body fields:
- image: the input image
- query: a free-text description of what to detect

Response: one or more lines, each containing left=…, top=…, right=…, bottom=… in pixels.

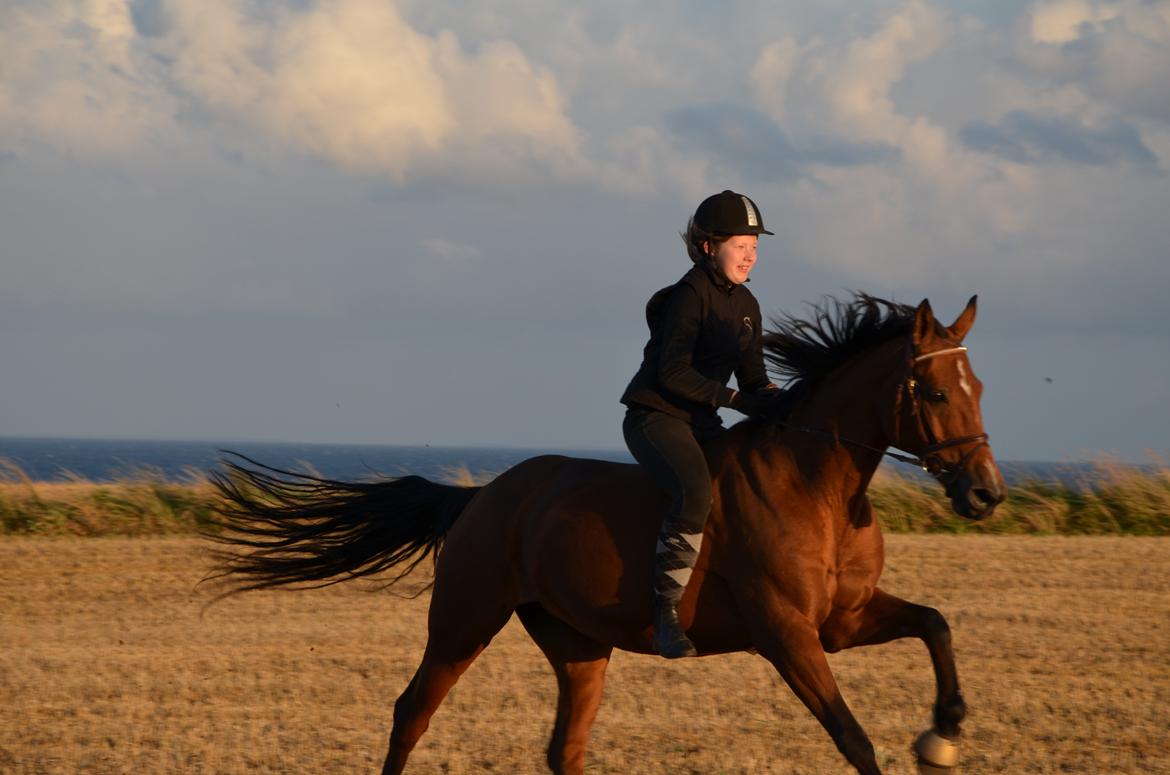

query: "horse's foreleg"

left=820, top=588, right=966, bottom=739
left=746, top=599, right=882, bottom=775
left=516, top=603, right=613, bottom=775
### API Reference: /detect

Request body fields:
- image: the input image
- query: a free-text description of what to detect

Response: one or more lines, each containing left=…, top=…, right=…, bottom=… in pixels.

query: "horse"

left=206, top=293, right=1006, bottom=775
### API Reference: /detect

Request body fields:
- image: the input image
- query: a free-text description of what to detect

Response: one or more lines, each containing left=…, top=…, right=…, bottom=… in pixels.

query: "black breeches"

left=622, top=407, right=723, bottom=601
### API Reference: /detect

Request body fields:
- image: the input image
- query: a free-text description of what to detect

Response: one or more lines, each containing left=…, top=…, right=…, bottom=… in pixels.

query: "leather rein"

left=780, top=343, right=990, bottom=486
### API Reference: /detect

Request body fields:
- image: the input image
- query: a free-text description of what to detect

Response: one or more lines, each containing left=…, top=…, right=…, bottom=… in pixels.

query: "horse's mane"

left=764, top=293, right=918, bottom=388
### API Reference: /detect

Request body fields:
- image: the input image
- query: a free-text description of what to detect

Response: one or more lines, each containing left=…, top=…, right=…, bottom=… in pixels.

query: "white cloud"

left=2, top=0, right=1168, bottom=313
left=1028, top=0, right=1120, bottom=44
left=0, top=0, right=583, bottom=182
left=1019, top=0, right=1170, bottom=123
left=746, top=1, right=1039, bottom=283
left=752, top=0, right=949, bottom=142
left=0, top=1, right=176, bottom=155
left=418, top=237, right=480, bottom=262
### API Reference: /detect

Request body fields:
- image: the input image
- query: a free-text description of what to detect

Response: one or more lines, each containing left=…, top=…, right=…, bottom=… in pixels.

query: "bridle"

left=898, top=344, right=990, bottom=486
left=780, top=342, right=990, bottom=487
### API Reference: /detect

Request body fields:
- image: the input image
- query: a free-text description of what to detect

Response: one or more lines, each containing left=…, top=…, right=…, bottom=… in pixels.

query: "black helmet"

left=693, top=190, right=774, bottom=236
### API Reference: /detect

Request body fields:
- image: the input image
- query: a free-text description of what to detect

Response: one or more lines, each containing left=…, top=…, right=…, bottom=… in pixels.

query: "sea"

left=0, top=436, right=1129, bottom=487
left=0, top=436, right=631, bottom=483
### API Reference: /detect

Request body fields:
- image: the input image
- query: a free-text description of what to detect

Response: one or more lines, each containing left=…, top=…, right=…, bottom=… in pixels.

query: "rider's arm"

left=734, top=302, right=776, bottom=394
left=657, top=285, right=737, bottom=408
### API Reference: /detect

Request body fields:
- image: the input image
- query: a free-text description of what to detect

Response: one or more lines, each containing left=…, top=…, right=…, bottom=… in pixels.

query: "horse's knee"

left=918, top=606, right=952, bottom=644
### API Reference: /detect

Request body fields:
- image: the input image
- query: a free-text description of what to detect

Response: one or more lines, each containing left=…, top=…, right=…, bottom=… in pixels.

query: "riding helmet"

left=693, top=190, right=774, bottom=236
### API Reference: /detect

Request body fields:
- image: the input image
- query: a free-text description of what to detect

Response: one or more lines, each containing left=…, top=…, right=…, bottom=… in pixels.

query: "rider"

left=621, top=190, right=792, bottom=659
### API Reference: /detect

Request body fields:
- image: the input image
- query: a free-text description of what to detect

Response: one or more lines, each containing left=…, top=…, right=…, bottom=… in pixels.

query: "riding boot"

left=652, top=528, right=702, bottom=658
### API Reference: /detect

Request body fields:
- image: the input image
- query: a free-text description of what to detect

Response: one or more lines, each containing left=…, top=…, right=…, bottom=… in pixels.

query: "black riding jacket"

left=621, top=262, right=772, bottom=425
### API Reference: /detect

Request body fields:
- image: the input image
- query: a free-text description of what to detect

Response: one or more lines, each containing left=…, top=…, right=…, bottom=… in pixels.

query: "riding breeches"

left=622, top=407, right=722, bottom=604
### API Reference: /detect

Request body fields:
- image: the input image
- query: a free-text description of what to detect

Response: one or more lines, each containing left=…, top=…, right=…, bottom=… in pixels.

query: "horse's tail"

left=202, top=452, right=480, bottom=596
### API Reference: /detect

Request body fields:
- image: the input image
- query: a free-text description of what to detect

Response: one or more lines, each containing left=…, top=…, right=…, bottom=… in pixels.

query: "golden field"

left=2, top=536, right=1168, bottom=774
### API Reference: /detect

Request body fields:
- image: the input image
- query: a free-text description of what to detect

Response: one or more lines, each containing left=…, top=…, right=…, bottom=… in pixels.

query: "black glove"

left=771, top=386, right=804, bottom=422
left=731, top=388, right=799, bottom=421
left=730, top=389, right=778, bottom=418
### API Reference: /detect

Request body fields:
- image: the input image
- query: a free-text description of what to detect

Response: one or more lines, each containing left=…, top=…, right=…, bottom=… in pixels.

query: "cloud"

left=0, top=0, right=583, bottom=182
left=664, top=104, right=898, bottom=184
left=0, top=0, right=177, bottom=155
left=752, top=0, right=950, bottom=142
left=1018, top=0, right=1170, bottom=123
left=743, top=1, right=1043, bottom=281
left=418, top=237, right=480, bottom=262
left=960, top=110, right=1159, bottom=166
left=1028, top=0, right=1121, bottom=44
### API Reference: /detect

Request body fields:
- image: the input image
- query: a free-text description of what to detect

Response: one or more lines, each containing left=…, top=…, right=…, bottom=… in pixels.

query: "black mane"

left=764, top=293, right=917, bottom=387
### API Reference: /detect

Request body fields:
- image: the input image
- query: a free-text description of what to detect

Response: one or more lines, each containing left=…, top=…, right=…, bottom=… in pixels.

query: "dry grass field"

left=2, top=536, right=1168, bottom=774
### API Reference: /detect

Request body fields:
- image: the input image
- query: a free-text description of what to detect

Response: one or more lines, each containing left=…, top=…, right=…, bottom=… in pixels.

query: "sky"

left=2, top=0, right=1169, bottom=462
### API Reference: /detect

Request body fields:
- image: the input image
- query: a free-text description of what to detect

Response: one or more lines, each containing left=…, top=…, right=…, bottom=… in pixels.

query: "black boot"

left=653, top=596, right=697, bottom=658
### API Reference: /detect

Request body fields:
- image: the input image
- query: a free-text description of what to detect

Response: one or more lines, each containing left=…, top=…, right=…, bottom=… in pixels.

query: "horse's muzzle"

left=947, top=465, right=1006, bottom=521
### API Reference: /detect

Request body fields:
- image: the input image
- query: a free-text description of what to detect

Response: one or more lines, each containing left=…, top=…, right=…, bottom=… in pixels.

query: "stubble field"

left=2, top=536, right=1168, bottom=774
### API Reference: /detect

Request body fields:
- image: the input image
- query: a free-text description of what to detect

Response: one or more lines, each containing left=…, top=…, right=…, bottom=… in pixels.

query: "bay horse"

left=206, top=294, right=1005, bottom=775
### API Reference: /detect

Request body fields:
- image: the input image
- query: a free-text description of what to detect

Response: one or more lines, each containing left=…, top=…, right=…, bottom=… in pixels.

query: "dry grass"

left=0, top=462, right=499, bottom=538
left=3, top=460, right=1169, bottom=538
left=870, top=460, right=1170, bottom=535
left=0, top=460, right=219, bottom=536
left=2, top=536, right=1168, bottom=774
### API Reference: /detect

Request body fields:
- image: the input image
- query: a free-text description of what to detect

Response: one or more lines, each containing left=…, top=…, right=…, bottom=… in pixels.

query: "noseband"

left=781, top=343, right=989, bottom=485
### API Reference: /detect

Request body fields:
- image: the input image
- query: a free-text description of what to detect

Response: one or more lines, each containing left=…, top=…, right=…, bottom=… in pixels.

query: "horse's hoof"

left=914, top=729, right=959, bottom=772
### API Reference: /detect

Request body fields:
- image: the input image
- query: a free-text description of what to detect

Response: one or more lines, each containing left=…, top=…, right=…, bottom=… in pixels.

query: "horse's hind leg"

left=820, top=587, right=967, bottom=739
left=381, top=564, right=517, bottom=774
left=516, top=603, right=612, bottom=775
left=382, top=650, right=478, bottom=775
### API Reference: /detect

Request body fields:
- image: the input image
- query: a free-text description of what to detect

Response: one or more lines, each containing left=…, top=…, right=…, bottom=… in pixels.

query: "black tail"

left=203, top=452, right=480, bottom=595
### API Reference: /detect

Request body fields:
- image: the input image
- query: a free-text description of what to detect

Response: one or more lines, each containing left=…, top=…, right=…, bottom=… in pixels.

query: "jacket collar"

left=697, top=260, right=745, bottom=293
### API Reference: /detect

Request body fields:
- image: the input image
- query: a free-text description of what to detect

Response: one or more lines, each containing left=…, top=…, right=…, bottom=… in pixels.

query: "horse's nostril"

left=970, top=488, right=995, bottom=508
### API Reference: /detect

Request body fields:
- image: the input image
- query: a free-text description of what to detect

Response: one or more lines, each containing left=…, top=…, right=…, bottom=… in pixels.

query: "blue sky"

left=2, top=0, right=1169, bottom=461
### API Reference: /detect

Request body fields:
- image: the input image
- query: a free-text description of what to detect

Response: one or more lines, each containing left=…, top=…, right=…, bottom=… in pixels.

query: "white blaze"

left=956, top=359, right=973, bottom=398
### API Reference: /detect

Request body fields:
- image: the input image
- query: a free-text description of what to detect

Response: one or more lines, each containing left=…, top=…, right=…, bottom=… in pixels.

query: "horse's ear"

left=913, top=299, right=934, bottom=346
left=947, top=295, right=978, bottom=342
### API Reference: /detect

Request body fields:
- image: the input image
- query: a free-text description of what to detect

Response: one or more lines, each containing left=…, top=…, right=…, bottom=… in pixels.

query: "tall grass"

left=1, top=459, right=1167, bottom=537
left=870, top=461, right=1170, bottom=535
left=0, top=460, right=220, bottom=536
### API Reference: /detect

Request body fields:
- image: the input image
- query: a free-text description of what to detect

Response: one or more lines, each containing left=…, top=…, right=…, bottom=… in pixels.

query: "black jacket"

left=621, top=263, right=772, bottom=425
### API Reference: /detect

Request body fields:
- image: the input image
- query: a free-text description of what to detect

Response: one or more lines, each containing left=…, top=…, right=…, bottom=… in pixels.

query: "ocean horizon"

left=0, top=435, right=1145, bottom=487
left=0, top=435, right=631, bottom=484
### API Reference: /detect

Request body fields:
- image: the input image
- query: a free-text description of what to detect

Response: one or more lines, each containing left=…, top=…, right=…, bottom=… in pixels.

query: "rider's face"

left=709, top=235, right=759, bottom=285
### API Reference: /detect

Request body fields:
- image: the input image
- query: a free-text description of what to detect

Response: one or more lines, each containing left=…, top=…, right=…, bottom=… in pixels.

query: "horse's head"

left=888, top=296, right=1006, bottom=520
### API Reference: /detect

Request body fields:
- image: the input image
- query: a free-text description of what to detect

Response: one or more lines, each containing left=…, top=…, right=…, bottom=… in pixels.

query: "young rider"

left=620, top=190, right=790, bottom=658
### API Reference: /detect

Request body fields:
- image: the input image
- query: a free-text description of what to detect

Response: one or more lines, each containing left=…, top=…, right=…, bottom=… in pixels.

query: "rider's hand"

left=731, top=390, right=776, bottom=418
left=731, top=387, right=799, bottom=421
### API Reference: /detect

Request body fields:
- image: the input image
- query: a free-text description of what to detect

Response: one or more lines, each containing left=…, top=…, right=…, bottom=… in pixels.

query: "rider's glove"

left=731, top=386, right=800, bottom=422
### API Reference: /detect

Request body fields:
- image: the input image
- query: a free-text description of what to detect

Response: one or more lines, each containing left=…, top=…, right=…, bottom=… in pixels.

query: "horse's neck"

left=779, top=337, right=906, bottom=496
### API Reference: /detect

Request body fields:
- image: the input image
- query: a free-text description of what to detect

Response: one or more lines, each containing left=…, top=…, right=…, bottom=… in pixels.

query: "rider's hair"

left=681, top=217, right=725, bottom=265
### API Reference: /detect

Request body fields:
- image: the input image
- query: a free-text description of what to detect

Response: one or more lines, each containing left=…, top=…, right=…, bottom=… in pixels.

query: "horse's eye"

left=927, top=389, right=947, bottom=403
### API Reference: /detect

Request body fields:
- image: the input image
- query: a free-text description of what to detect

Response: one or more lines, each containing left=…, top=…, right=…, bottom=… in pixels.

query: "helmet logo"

left=741, top=196, right=759, bottom=227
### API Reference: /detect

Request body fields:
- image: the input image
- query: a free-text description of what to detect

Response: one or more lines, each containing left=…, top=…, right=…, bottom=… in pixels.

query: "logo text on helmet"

left=741, top=196, right=759, bottom=227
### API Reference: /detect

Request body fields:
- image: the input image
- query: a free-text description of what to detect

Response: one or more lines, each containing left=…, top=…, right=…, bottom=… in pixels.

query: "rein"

left=778, top=343, right=989, bottom=481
